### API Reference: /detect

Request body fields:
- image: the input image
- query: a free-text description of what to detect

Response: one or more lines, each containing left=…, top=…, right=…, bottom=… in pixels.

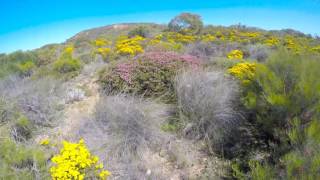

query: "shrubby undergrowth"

left=0, top=12, right=320, bottom=179
left=99, top=51, right=201, bottom=101
left=175, top=70, right=242, bottom=153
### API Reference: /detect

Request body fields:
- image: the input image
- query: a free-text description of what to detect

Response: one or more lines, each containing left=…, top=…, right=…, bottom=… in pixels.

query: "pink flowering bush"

left=99, top=51, right=201, bottom=101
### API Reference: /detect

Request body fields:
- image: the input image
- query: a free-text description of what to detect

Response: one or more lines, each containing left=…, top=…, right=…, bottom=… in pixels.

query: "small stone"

left=146, top=169, right=152, bottom=176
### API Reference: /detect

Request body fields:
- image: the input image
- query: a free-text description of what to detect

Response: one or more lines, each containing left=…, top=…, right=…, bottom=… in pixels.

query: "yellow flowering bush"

left=165, top=32, right=196, bottom=44
left=264, top=37, right=280, bottom=47
left=64, top=46, right=74, bottom=54
left=227, top=50, right=244, bottom=60
left=311, top=45, right=320, bottom=53
left=96, top=48, right=111, bottom=58
left=228, top=62, right=256, bottom=85
left=148, top=34, right=162, bottom=45
left=284, top=36, right=301, bottom=53
left=94, top=38, right=111, bottom=47
left=115, top=36, right=145, bottom=56
left=50, top=139, right=110, bottom=180
left=201, top=34, right=216, bottom=42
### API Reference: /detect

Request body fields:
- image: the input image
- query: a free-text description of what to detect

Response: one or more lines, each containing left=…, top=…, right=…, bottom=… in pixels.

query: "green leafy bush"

left=128, top=26, right=150, bottom=38
left=168, top=13, right=203, bottom=35
left=53, top=57, right=81, bottom=73
left=0, top=139, right=49, bottom=179
left=11, top=115, right=33, bottom=142
left=0, top=51, right=38, bottom=78
left=16, top=60, right=36, bottom=77
left=243, top=50, right=320, bottom=142
left=235, top=118, right=320, bottom=179
left=231, top=49, right=320, bottom=179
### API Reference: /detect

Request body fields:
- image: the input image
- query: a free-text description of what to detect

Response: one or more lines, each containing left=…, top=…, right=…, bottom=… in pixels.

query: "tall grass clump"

left=175, top=69, right=242, bottom=153
left=94, top=95, right=162, bottom=179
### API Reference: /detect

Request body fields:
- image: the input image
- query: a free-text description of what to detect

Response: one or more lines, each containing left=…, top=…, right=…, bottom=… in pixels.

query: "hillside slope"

left=1, top=13, right=320, bottom=180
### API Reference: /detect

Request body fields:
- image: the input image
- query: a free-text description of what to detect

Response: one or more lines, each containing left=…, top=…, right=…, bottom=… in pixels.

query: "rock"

left=146, top=169, right=152, bottom=176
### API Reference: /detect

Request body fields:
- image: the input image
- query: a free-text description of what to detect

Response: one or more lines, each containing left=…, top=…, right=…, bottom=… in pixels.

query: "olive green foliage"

left=283, top=118, right=320, bottom=179
left=33, top=44, right=59, bottom=65
left=11, top=116, right=34, bottom=142
left=16, top=60, right=36, bottom=77
left=0, top=51, right=37, bottom=78
left=238, top=118, right=320, bottom=179
left=168, top=13, right=203, bottom=35
left=53, top=54, right=81, bottom=74
left=232, top=50, right=320, bottom=178
left=0, top=139, right=49, bottom=179
left=128, top=26, right=150, bottom=38
left=243, top=50, right=320, bottom=141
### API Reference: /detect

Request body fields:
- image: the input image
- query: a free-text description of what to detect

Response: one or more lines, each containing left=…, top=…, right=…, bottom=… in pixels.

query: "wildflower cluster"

left=64, top=46, right=74, bottom=55
left=114, top=62, right=136, bottom=84
left=94, top=38, right=111, bottom=47
left=115, top=36, right=145, bottom=56
left=140, top=51, right=201, bottom=68
left=284, top=36, right=300, bottom=53
left=50, top=139, right=110, bottom=180
left=227, top=50, right=244, bottom=60
left=165, top=32, right=196, bottom=44
left=228, top=62, right=256, bottom=85
left=112, top=51, right=201, bottom=84
left=264, top=37, right=280, bottom=47
left=96, top=48, right=111, bottom=58
left=100, top=51, right=200, bottom=100
left=201, top=34, right=216, bottom=42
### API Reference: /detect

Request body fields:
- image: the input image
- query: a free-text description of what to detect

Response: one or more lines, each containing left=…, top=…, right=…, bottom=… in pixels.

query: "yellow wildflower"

left=228, top=62, right=256, bottom=84
left=50, top=139, right=110, bottom=180
left=201, top=34, right=216, bottom=42
left=227, top=50, right=244, bottom=60
left=94, top=38, right=111, bottom=47
left=39, top=138, right=50, bottom=146
left=115, top=36, right=145, bottom=56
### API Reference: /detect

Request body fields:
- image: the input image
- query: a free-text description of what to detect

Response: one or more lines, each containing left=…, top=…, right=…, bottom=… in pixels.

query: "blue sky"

left=1, top=0, right=320, bottom=53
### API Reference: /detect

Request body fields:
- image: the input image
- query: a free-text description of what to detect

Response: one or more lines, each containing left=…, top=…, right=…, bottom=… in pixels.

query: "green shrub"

left=16, top=60, right=36, bottom=77
left=53, top=57, right=81, bottom=73
left=0, top=51, right=38, bottom=78
left=168, top=13, right=203, bottom=35
left=235, top=118, right=320, bottom=179
left=0, top=139, right=49, bottom=179
left=11, top=115, right=33, bottom=141
left=231, top=49, right=320, bottom=179
left=242, top=50, right=320, bottom=142
left=128, top=26, right=150, bottom=38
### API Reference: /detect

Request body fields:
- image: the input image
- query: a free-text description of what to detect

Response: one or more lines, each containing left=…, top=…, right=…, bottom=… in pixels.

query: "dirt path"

left=35, top=62, right=103, bottom=143
left=35, top=62, right=226, bottom=179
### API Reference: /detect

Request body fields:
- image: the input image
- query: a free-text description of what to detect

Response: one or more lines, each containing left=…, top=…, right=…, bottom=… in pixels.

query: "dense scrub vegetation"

left=1, top=12, right=320, bottom=179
